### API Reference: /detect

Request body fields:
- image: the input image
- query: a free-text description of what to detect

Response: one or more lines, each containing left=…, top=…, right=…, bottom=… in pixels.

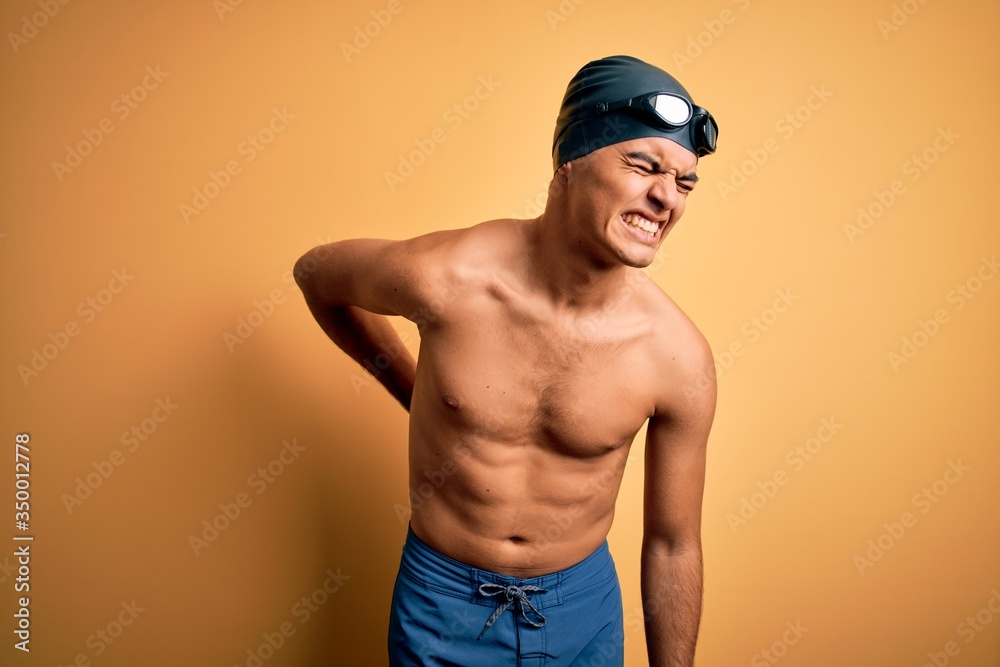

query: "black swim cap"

left=552, top=55, right=715, bottom=171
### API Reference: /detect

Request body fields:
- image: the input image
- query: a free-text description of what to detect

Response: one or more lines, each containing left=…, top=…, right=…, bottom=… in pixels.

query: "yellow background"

left=2, top=0, right=999, bottom=665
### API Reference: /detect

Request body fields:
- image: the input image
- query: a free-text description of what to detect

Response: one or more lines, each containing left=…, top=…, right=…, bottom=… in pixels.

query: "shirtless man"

left=295, top=55, right=719, bottom=666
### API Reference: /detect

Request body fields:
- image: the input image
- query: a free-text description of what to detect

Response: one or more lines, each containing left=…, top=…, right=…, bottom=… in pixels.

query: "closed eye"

left=623, top=151, right=697, bottom=191
left=677, top=173, right=698, bottom=193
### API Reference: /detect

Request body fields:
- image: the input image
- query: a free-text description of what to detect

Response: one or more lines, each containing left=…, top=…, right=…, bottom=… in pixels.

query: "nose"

left=646, top=174, right=682, bottom=216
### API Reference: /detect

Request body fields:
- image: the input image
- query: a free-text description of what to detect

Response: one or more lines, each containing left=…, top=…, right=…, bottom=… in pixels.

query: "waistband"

left=399, top=525, right=617, bottom=611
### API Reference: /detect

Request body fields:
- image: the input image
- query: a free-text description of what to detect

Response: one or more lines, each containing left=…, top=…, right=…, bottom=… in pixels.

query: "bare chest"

left=416, top=307, right=657, bottom=457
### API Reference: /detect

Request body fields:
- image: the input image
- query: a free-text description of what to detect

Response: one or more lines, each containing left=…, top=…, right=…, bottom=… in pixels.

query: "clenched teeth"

left=622, top=213, right=659, bottom=234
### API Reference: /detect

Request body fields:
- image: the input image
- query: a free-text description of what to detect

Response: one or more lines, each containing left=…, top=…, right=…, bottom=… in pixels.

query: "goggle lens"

left=650, top=94, right=692, bottom=125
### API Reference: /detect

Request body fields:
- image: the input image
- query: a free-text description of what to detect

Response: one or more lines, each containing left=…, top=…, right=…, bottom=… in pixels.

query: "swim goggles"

left=585, top=92, right=718, bottom=157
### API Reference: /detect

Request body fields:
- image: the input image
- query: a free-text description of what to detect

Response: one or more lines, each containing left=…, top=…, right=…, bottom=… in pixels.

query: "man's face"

left=563, top=136, right=699, bottom=269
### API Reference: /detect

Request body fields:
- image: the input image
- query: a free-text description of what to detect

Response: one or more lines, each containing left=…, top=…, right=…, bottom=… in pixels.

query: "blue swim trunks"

left=388, top=526, right=624, bottom=666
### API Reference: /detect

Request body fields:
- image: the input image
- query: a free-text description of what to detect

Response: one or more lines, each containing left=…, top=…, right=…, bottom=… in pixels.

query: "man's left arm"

left=641, top=347, right=717, bottom=667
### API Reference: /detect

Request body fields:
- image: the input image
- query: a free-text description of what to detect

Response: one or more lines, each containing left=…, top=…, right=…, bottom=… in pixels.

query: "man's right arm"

left=293, top=236, right=443, bottom=411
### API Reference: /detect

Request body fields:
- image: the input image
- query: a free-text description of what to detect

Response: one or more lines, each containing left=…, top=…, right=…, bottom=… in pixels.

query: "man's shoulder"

left=404, top=218, right=522, bottom=268
left=445, top=217, right=525, bottom=252
left=392, top=219, right=522, bottom=312
left=634, top=273, right=709, bottom=350
left=634, top=277, right=715, bottom=408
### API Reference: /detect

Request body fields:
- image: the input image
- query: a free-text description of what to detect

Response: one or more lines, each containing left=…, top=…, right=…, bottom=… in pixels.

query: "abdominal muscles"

left=406, top=342, right=648, bottom=576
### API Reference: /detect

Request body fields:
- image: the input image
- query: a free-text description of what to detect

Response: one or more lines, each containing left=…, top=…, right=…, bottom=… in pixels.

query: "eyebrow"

left=625, top=151, right=699, bottom=183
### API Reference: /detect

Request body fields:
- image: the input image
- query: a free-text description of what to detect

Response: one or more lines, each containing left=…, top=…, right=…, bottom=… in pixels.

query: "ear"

left=554, top=161, right=570, bottom=181
left=546, top=164, right=574, bottom=209
left=557, top=157, right=584, bottom=185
